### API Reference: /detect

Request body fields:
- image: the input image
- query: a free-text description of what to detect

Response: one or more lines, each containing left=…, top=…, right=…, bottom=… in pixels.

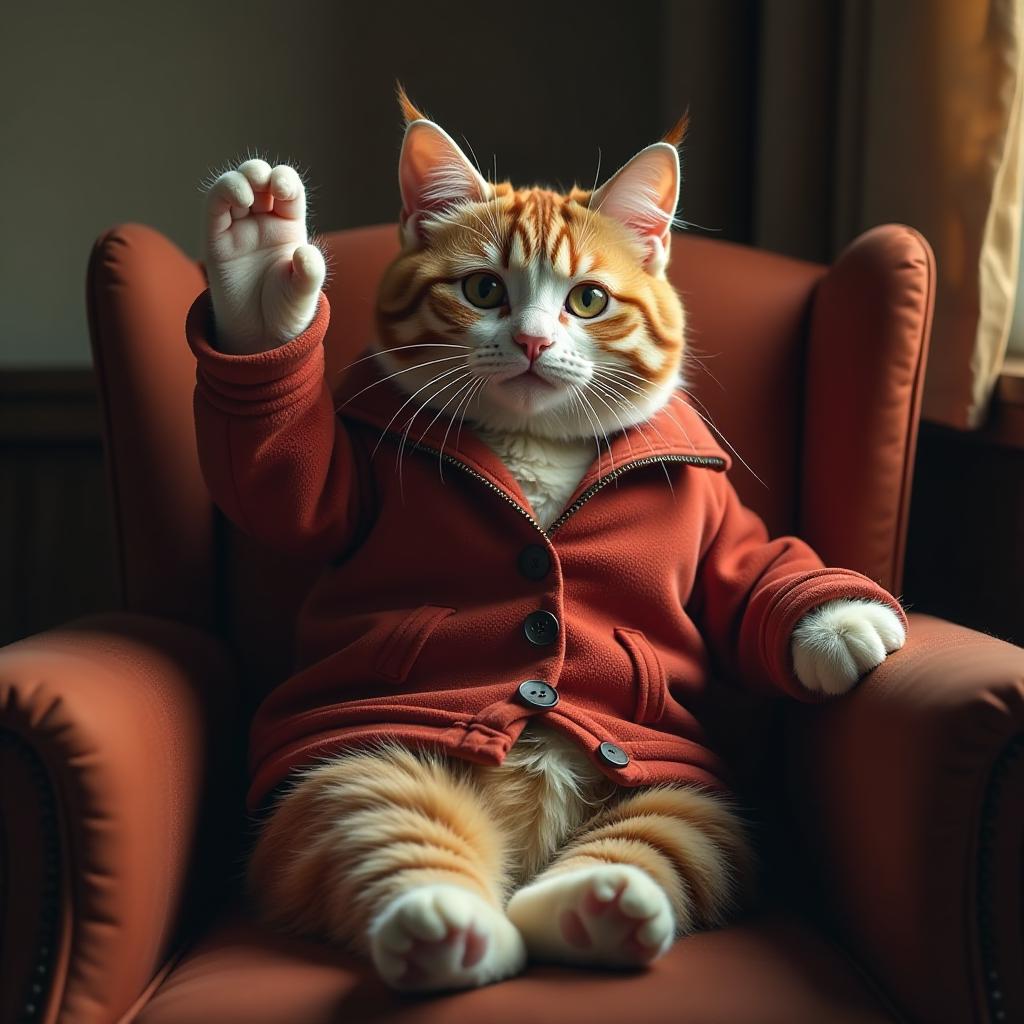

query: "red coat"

left=187, top=291, right=906, bottom=809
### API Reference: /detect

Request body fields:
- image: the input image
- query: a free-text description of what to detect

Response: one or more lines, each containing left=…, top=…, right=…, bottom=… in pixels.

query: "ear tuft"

left=396, top=81, right=427, bottom=126
left=661, top=110, right=690, bottom=148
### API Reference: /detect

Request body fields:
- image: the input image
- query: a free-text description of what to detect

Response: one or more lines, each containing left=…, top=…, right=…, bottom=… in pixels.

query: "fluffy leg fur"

left=506, top=785, right=753, bottom=966
left=247, top=743, right=525, bottom=992
left=471, top=720, right=620, bottom=888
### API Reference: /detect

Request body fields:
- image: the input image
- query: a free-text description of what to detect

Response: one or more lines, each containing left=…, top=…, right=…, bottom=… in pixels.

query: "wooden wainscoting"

left=0, top=371, right=116, bottom=646
left=903, top=419, right=1024, bottom=647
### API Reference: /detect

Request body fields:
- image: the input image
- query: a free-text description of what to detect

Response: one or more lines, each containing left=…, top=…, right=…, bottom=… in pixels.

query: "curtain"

left=667, top=0, right=1024, bottom=429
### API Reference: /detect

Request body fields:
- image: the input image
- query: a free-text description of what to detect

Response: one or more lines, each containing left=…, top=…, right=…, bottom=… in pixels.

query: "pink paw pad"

left=559, top=877, right=665, bottom=960
left=395, top=925, right=490, bottom=983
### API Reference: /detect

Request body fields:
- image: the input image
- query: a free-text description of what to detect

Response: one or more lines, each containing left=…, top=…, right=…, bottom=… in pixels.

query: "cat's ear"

left=590, top=141, right=680, bottom=275
left=398, top=112, right=490, bottom=248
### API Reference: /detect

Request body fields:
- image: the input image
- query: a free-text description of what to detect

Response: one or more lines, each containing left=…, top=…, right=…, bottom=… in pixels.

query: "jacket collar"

left=333, top=350, right=731, bottom=508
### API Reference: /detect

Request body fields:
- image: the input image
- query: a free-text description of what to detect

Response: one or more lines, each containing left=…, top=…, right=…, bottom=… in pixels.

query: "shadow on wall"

left=5, top=0, right=757, bottom=368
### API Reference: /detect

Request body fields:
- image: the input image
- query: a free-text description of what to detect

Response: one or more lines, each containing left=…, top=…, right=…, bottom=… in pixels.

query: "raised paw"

left=200, top=158, right=325, bottom=353
left=791, top=598, right=906, bottom=696
left=369, top=884, right=526, bottom=992
left=506, top=864, right=675, bottom=968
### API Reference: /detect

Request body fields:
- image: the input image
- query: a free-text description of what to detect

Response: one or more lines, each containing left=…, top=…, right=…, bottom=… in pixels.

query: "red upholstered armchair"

left=1, top=223, right=1022, bottom=1024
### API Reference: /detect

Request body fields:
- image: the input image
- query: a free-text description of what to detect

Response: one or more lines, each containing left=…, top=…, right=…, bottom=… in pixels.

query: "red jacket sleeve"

left=185, top=289, right=362, bottom=562
left=691, top=472, right=908, bottom=701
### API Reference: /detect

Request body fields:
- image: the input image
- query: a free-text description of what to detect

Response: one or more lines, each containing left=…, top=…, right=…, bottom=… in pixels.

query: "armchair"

left=1, top=220, right=1020, bottom=1024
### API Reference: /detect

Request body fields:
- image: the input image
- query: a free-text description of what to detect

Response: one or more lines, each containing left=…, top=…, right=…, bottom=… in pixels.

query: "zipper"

left=546, top=453, right=725, bottom=535
left=386, top=432, right=725, bottom=539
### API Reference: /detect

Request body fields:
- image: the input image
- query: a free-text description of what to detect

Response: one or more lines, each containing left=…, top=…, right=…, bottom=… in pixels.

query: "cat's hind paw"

left=369, top=884, right=526, bottom=992
left=791, top=598, right=905, bottom=696
left=507, top=864, right=675, bottom=967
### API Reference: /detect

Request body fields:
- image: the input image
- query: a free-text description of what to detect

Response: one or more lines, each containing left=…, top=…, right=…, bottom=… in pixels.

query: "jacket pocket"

left=375, top=605, right=456, bottom=683
left=614, top=627, right=666, bottom=725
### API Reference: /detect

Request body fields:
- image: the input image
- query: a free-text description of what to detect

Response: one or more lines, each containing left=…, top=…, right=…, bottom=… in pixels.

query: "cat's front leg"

left=791, top=598, right=906, bottom=696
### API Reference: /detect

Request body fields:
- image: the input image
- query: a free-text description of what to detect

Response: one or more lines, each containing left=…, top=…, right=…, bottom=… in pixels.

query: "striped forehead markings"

left=495, top=190, right=585, bottom=278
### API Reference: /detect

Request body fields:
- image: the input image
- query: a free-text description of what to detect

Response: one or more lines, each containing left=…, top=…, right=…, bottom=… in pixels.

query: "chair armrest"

left=784, top=613, right=1024, bottom=1024
left=0, top=614, right=236, bottom=1024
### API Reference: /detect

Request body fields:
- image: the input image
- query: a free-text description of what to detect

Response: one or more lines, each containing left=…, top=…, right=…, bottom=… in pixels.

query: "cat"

left=189, top=90, right=906, bottom=993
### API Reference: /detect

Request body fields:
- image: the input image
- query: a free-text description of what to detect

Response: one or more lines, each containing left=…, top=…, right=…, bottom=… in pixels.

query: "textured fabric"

left=186, top=289, right=906, bottom=810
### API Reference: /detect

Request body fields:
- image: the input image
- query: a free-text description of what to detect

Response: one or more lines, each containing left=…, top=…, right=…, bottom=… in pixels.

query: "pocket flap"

left=376, top=605, right=456, bottom=683
left=614, top=627, right=666, bottom=724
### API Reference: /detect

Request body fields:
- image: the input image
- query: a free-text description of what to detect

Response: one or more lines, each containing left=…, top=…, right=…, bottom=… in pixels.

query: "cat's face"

left=374, top=96, right=687, bottom=441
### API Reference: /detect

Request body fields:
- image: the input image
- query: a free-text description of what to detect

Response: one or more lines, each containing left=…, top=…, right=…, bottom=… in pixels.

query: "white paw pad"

left=507, top=864, right=675, bottom=967
left=369, top=884, right=525, bottom=992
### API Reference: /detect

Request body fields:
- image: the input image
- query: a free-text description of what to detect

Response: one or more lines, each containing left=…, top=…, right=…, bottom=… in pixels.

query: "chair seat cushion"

left=136, top=910, right=898, bottom=1023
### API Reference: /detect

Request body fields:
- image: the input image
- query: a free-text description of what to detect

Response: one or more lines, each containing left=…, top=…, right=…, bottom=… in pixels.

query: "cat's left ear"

left=591, top=141, right=680, bottom=275
left=396, top=90, right=491, bottom=248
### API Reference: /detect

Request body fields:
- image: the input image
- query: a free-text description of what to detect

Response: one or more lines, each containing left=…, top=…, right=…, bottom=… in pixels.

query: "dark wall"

left=1, top=0, right=765, bottom=368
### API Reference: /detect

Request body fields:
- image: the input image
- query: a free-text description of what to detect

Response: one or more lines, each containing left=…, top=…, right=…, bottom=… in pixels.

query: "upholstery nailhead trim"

left=0, top=730, right=61, bottom=1024
left=977, top=734, right=1024, bottom=1024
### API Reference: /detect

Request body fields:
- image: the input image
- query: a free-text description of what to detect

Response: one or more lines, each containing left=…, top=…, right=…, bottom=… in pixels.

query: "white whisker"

left=667, top=392, right=765, bottom=487
left=395, top=371, right=474, bottom=491
left=336, top=354, right=470, bottom=411
left=575, top=386, right=616, bottom=475
left=370, top=363, right=470, bottom=462
left=455, top=376, right=489, bottom=452
left=568, top=385, right=604, bottom=470
left=438, top=375, right=488, bottom=479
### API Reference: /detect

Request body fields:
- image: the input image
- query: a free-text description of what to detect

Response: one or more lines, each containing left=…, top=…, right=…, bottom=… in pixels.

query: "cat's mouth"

left=486, top=366, right=566, bottom=415
left=515, top=368, right=557, bottom=388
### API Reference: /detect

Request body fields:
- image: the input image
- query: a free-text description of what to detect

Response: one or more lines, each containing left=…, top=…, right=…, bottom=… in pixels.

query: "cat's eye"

left=565, top=282, right=609, bottom=319
left=462, top=272, right=507, bottom=309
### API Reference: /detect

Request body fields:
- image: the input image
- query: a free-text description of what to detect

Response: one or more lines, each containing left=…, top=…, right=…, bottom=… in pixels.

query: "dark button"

left=516, top=679, right=559, bottom=709
left=517, top=544, right=551, bottom=581
left=523, top=610, right=559, bottom=646
left=596, top=741, right=630, bottom=768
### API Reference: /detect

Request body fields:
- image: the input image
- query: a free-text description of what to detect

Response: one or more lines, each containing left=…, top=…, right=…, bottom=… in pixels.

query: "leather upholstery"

left=0, top=219, right=1017, bottom=1023
left=133, top=910, right=899, bottom=1024
left=785, top=613, right=1024, bottom=1024
left=801, top=226, right=934, bottom=594
left=0, top=615, right=236, bottom=1024
left=86, top=232, right=215, bottom=628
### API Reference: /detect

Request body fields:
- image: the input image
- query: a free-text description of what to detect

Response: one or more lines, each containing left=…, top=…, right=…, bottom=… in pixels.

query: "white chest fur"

left=475, top=427, right=596, bottom=530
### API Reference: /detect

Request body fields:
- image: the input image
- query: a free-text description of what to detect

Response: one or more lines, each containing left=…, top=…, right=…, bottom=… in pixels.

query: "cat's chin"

left=469, top=390, right=579, bottom=439
left=490, top=372, right=563, bottom=411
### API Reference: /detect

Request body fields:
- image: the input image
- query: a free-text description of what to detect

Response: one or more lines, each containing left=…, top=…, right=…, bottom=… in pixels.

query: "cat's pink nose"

left=514, top=333, right=553, bottom=366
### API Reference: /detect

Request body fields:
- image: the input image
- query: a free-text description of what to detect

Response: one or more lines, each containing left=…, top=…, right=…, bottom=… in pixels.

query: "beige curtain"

left=859, top=0, right=1023, bottom=428
left=710, top=0, right=1024, bottom=429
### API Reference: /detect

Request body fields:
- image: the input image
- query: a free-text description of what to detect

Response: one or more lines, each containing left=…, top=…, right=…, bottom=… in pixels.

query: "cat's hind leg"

left=247, top=744, right=525, bottom=992
left=506, top=784, right=753, bottom=967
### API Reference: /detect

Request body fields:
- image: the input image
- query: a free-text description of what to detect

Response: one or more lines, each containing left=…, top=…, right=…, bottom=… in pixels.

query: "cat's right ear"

left=398, top=119, right=491, bottom=248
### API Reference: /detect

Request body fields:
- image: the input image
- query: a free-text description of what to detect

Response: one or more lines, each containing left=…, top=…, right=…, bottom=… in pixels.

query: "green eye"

left=566, top=282, right=609, bottom=318
left=462, top=272, right=507, bottom=309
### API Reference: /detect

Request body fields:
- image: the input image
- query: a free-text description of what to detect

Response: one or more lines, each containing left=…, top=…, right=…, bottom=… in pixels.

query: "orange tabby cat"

left=244, top=96, right=753, bottom=989
left=191, top=88, right=905, bottom=993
